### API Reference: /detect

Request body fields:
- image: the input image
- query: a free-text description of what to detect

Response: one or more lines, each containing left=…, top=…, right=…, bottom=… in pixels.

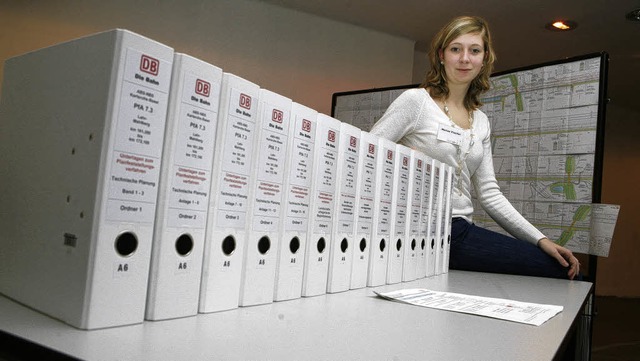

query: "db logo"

left=272, top=109, right=283, bottom=123
left=368, top=143, right=375, bottom=154
left=387, top=150, right=393, bottom=160
left=327, top=130, right=336, bottom=143
left=302, top=119, right=311, bottom=132
left=418, top=159, right=423, bottom=168
left=239, top=93, right=252, bottom=110
left=349, top=136, right=357, bottom=148
left=427, top=164, right=431, bottom=172
left=140, top=55, right=159, bottom=76
left=195, top=79, right=210, bottom=97
left=403, top=156, right=408, bottom=167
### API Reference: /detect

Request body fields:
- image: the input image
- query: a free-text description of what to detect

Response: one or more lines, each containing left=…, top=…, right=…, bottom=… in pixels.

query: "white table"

left=0, top=270, right=592, bottom=360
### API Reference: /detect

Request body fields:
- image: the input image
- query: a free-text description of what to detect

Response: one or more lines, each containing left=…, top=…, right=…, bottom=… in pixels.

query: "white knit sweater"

left=370, top=88, right=545, bottom=245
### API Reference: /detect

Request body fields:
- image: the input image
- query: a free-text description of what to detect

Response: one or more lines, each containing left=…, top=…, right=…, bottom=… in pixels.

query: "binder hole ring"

left=175, top=234, right=194, bottom=256
left=257, top=236, right=270, bottom=255
left=79, top=211, right=84, bottom=219
left=115, top=232, right=138, bottom=257
left=71, top=147, right=76, bottom=155
left=221, top=235, right=236, bottom=256
left=88, top=133, right=94, bottom=141
left=359, top=238, right=367, bottom=252
left=340, top=238, right=348, bottom=253
left=289, top=236, right=300, bottom=254
left=66, top=195, right=71, bottom=203
left=317, top=237, right=326, bottom=254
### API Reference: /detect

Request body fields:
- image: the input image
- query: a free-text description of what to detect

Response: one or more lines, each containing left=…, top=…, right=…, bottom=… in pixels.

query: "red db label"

left=328, top=130, right=336, bottom=143
left=195, top=79, right=210, bottom=97
left=140, top=55, right=159, bottom=76
left=302, top=119, right=311, bottom=132
left=349, top=136, right=357, bottom=148
left=240, top=93, right=252, bottom=110
left=387, top=150, right=393, bottom=160
left=272, top=109, right=283, bottom=123
left=368, top=143, right=375, bottom=155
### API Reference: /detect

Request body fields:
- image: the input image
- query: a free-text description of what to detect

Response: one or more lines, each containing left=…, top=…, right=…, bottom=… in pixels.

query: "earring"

left=440, top=60, right=444, bottom=65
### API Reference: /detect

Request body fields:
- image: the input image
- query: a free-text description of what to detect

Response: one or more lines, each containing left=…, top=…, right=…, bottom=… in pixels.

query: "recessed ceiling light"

left=626, top=8, right=640, bottom=22
left=545, top=20, right=577, bottom=31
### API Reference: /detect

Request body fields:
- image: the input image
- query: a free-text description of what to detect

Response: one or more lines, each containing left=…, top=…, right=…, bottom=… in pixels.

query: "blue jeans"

left=449, top=218, right=571, bottom=279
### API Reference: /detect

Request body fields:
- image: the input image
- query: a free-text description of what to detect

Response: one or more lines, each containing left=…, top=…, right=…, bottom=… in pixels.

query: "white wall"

left=0, top=0, right=415, bottom=115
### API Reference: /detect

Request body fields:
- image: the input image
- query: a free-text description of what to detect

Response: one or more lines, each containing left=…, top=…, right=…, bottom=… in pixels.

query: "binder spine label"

left=285, top=116, right=315, bottom=232
left=410, top=157, right=424, bottom=234
left=217, top=88, right=256, bottom=229
left=252, top=104, right=290, bottom=232
left=357, top=144, right=377, bottom=233
left=168, top=73, right=219, bottom=229
left=394, top=153, right=410, bottom=236
left=337, top=135, right=359, bottom=233
left=108, top=48, right=171, bottom=223
left=377, top=147, right=394, bottom=236
left=430, top=166, right=440, bottom=238
left=420, top=162, right=432, bottom=237
left=313, top=127, right=339, bottom=234
left=440, top=168, right=449, bottom=232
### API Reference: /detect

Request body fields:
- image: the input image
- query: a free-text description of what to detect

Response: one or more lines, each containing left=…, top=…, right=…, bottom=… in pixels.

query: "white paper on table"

left=374, top=288, right=563, bottom=326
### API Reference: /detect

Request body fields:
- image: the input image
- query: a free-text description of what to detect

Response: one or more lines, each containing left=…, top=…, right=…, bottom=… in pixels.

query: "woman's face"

left=439, top=32, right=485, bottom=87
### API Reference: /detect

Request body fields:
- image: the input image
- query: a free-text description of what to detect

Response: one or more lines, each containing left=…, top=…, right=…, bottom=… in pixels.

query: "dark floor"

left=591, top=296, right=640, bottom=361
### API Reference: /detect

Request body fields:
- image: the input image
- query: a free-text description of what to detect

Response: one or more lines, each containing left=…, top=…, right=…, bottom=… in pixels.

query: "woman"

left=370, top=15, right=580, bottom=279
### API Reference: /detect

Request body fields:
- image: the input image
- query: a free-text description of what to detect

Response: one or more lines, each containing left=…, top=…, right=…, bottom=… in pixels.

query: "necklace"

left=443, top=100, right=475, bottom=194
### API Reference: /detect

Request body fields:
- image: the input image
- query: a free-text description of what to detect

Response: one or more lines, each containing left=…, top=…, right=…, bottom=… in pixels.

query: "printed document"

left=374, top=288, right=563, bottom=326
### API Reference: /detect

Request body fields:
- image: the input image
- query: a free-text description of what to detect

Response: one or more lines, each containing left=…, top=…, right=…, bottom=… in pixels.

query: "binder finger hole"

left=175, top=234, right=194, bottom=256
left=289, top=236, right=300, bottom=254
left=359, top=238, right=367, bottom=252
left=411, top=238, right=416, bottom=251
left=340, top=238, right=348, bottom=253
left=431, top=238, right=435, bottom=249
left=396, top=238, right=402, bottom=251
left=379, top=238, right=386, bottom=252
left=317, top=237, right=326, bottom=254
left=257, top=236, right=270, bottom=255
left=115, top=232, right=138, bottom=257
left=421, top=239, right=426, bottom=250
left=221, top=235, right=236, bottom=256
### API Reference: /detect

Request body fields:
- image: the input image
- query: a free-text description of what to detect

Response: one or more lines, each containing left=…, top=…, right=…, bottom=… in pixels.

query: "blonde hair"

left=421, top=15, right=496, bottom=110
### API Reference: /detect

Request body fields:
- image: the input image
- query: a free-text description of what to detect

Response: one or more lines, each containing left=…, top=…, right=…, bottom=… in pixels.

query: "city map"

left=473, top=55, right=617, bottom=256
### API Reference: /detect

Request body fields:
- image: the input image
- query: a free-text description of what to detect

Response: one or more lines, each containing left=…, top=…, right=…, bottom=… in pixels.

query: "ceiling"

left=258, top=0, right=640, bottom=111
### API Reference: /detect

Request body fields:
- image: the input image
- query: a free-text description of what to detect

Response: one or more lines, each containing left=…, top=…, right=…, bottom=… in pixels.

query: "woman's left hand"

left=538, top=238, right=580, bottom=280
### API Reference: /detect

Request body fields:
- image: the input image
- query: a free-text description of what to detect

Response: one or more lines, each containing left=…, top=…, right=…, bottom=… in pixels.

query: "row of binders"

left=0, top=29, right=454, bottom=330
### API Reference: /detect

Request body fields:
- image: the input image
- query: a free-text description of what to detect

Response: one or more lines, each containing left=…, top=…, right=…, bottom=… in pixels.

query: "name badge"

left=437, top=124, right=463, bottom=146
